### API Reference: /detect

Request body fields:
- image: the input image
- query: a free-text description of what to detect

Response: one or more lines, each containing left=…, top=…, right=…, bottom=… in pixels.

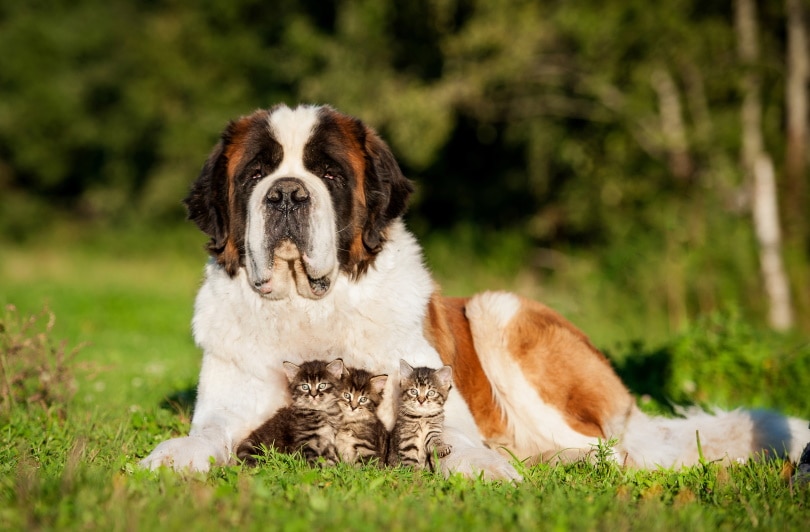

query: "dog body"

left=140, top=104, right=808, bottom=477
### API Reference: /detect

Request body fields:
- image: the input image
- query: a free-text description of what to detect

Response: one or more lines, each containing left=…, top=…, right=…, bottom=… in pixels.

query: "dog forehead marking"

left=267, top=104, right=321, bottom=170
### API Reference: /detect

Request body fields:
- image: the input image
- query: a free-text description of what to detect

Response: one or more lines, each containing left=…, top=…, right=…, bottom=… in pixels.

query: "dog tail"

left=615, top=406, right=810, bottom=468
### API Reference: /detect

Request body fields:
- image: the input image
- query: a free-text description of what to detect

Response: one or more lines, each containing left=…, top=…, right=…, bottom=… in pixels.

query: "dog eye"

left=322, top=163, right=341, bottom=181
left=250, top=166, right=263, bottom=180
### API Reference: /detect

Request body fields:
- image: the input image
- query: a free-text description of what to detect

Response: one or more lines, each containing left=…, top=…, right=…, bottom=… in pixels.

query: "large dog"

left=140, top=104, right=808, bottom=478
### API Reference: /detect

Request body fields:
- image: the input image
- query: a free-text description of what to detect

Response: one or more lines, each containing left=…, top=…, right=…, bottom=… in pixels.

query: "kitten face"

left=398, top=360, right=453, bottom=416
left=282, top=359, right=344, bottom=411
left=337, top=367, right=387, bottom=420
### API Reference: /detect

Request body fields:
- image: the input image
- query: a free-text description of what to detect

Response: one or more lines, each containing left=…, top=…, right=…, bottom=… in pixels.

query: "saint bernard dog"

left=140, top=104, right=808, bottom=479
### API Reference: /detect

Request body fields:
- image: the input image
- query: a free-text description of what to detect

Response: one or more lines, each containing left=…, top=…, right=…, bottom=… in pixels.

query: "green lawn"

left=1, top=224, right=808, bottom=530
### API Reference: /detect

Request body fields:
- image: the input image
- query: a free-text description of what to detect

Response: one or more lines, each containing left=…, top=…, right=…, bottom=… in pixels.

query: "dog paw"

left=139, top=436, right=227, bottom=472
left=439, top=446, right=522, bottom=481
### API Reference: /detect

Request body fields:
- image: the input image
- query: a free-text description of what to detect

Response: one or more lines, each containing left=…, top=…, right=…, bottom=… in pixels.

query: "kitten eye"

left=427, top=390, right=436, bottom=397
left=343, top=392, right=351, bottom=400
left=317, top=383, right=327, bottom=391
left=301, top=384, right=310, bottom=391
left=408, top=389, right=418, bottom=396
left=359, top=397, right=367, bottom=403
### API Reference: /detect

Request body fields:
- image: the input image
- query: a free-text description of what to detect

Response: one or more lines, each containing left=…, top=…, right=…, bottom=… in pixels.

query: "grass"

left=1, top=222, right=809, bottom=530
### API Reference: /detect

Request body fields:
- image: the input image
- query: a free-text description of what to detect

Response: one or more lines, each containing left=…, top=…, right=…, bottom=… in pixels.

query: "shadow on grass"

left=609, top=341, right=677, bottom=415
left=160, top=385, right=197, bottom=417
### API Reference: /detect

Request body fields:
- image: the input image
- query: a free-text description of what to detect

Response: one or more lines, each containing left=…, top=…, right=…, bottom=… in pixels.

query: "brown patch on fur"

left=327, top=111, right=375, bottom=277
left=220, top=239, right=241, bottom=277
left=504, top=297, right=634, bottom=438
left=424, top=291, right=508, bottom=440
left=216, top=114, right=262, bottom=276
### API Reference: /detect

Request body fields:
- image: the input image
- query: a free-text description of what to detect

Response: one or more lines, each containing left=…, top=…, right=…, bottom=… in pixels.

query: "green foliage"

left=615, top=308, right=810, bottom=416
left=666, top=309, right=810, bottom=413
left=1, top=0, right=808, bottom=329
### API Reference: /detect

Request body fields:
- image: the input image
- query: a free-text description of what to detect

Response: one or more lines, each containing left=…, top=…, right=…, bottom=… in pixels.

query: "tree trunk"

left=752, top=155, right=795, bottom=329
left=785, top=0, right=808, bottom=243
left=651, top=67, right=693, bottom=181
left=735, top=0, right=795, bottom=330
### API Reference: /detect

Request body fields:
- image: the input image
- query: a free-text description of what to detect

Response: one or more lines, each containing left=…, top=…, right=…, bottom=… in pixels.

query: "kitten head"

left=282, top=358, right=344, bottom=411
left=398, top=359, right=453, bottom=415
left=337, top=367, right=388, bottom=419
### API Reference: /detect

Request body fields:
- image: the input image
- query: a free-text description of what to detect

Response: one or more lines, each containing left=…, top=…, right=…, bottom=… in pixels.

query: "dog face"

left=184, top=104, right=413, bottom=299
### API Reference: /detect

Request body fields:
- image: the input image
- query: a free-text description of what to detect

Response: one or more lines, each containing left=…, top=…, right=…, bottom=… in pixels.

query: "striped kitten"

left=236, top=359, right=344, bottom=466
left=334, top=367, right=389, bottom=464
left=388, top=359, right=453, bottom=471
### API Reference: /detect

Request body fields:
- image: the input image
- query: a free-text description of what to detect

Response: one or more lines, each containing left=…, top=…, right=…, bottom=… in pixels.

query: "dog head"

left=184, top=104, right=413, bottom=300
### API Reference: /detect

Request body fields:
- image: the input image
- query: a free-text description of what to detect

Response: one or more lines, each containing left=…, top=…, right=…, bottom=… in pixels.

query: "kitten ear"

left=399, top=359, right=414, bottom=378
left=370, top=375, right=388, bottom=395
left=326, top=358, right=345, bottom=380
left=282, top=361, right=300, bottom=383
left=435, top=365, right=453, bottom=388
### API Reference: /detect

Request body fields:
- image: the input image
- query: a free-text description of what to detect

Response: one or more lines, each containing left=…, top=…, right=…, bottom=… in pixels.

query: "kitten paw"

left=434, top=443, right=453, bottom=458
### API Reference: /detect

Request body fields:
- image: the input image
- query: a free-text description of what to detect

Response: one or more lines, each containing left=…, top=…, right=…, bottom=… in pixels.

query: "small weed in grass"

left=0, top=305, right=84, bottom=420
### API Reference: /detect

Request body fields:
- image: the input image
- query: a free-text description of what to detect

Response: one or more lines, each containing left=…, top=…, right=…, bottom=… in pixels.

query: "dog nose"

left=266, top=178, right=310, bottom=209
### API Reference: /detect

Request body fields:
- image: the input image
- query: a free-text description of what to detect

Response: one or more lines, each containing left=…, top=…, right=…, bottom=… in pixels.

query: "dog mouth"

left=306, top=275, right=331, bottom=296
left=251, top=240, right=333, bottom=298
left=253, top=274, right=330, bottom=296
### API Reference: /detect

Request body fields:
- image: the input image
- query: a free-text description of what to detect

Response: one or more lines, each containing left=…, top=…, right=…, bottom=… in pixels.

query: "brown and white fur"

left=139, top=104, right=809, bottom=479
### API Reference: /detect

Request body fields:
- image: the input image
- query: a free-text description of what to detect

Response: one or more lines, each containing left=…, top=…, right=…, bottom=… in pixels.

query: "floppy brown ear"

left=183, top=137, right=230, bottom=256
left=361, top=129, right=414, bottom=253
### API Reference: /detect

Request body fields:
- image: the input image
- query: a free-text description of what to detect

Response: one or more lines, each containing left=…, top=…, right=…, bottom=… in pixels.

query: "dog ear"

left=183, top=135, right=231, bottom=256
left=361, top=129, right=414, bottom=253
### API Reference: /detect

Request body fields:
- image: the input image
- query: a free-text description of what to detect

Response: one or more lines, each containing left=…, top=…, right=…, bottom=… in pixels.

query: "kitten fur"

left=334, top=367, right=389, bottom=464
left=236, top=359, right=344, bottom=466
left=388, top=359, right=453, bottom=471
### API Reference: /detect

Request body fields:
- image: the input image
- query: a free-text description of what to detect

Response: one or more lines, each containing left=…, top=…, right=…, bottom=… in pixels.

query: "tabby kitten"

left=334, top=367, right=389, bottom=464
left=236, top=358, right=344, bottom=466
left=387, top=359, right=453, bottom=471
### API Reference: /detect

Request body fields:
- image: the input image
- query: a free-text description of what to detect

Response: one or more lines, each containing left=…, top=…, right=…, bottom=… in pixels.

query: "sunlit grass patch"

left=1, top=224, right=808, bottom=530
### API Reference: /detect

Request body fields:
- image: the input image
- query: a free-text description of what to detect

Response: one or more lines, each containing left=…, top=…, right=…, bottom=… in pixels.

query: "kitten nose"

left=418, top=397, right=426, bottom=404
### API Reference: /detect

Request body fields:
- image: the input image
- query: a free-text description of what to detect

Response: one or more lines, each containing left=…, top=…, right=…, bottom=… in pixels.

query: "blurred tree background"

left=1, top=0, right=808, bottom=335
